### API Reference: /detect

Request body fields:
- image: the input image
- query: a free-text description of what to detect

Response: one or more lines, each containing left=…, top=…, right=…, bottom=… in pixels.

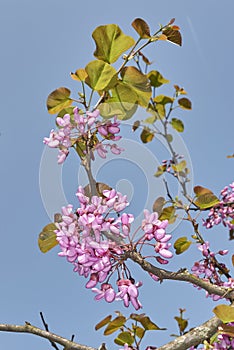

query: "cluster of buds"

left=203, top=182, right=234, bottom=230
left=43, top=108, right=123, bottom=163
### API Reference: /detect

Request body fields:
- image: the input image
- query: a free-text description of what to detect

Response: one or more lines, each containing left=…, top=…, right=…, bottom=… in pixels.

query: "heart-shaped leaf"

left=92, top=24, right=135, bottom=63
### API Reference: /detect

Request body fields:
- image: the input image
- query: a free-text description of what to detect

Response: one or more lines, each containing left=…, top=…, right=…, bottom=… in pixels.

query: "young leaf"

left=194, top=193, right=220, bottom=209
left=95, top=315, right=112, bottom=331
left=174, top=316, right=188, bottom=333
left=147, top=70, right=170, bottom=88
left=133, top=326, right=145, bottom=339
left=170, top=118, right=184, bottom=132
left=174, top=237, right=192, bottom=255
left=104, top=316, right=126, bottom=335
left=163, top=27, right=182, bottom=46
left=213, top=304, right=234, bottom=323
left=70, top=68, right=88, bottom=81
left=154, top=95, right=174, bottom=105
left=139, top=316, right=163, bottom=331
left=38, top=223, right=58, bottom=253
left=178, top=97, right=192, bottom=110
left=114, top=331, right=134, bottom=346
left=194, top=185, right=213, bottom=196
left=92, top=24, right=135, bottom=63
left=154, top=164, right=167, bottom=177
left=152, top=196, right=166, bottom=216
left=132, top=120, right=140, bottom=131
left=85, top=60, right=118, bottom=91
left=159, top=206, right=176, bottom=224
left=47, top=87, right=72, bottom=114
left=131, top=18, right=151, bottom=38
left=140, top=127, right=154, bottom=143
left=172, top=160, right=187, bottom=172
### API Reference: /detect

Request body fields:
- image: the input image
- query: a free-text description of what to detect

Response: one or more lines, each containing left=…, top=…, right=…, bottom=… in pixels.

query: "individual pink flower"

left=116, top=279, right=142, bottom=310
left=92, top=283, right=116, bottom=303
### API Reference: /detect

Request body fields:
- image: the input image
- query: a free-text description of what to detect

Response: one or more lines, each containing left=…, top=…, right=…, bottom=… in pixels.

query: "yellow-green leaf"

left=194, top=193, right=220, bottom=209
left=174, top=316, right=188, bottom=333
left=140, top=316, right=162, bottom=330
left=154, top=95, right=174, bottom=105
left=159, top=206, right=176, bottom=224
left=174, top=237, right=192, bottom=255
left=47, top=87, right=72, bottom=114
left=178, top=97, right=192, bottom=110
left=147, top=70, right=170, bottom=88
left=114, top=331, right=134, bottom=346
left=213, top=304, right=234, bottom=323
left=95, top=315, right=112, bottom=331
left=38, top=223, right=58, bottom=253
left=104, top=316, right=126, bottom=335
left=85, top=60, right=118, bottom=91
left=170, top=118, right=184, bottom=132
left=140, top=127, right=154, bottom=143
left=131, top=18, right=151, bottom=38
left=133, top=326, right=145, bottom=339
left=172, top=160, right=187, bottom=172
left=121, top=66, right=152, bottom=107
left=92, top=24, right=135, bottom=64
left=70, top=68, right=88, bottom=81
left=154, top=164, right=167, bottom=177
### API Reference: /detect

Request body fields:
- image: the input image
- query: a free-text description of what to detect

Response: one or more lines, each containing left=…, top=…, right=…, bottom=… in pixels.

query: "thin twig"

left=40, top=312, right=60, bottom=350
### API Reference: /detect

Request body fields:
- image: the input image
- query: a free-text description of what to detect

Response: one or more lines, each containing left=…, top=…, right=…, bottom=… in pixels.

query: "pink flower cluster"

left=141, top=209, right=173, bottom=264
left=191, top=242, right=230, bottom=301
left=43, top=108, right=123, bottom=163
left=203, top=182, right=234, bottom=230
left=55, top=186, right=143, bottom=309
left=54, top=186, right=173, bottom=309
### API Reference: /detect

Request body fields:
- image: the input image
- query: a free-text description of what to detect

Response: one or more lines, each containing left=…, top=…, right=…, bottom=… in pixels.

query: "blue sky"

left=1, top=1, right=234, bottom=349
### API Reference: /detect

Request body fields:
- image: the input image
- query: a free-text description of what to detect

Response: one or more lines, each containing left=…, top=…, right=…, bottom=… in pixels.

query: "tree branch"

left=158, top=315, right=222, bottom=350
left=126, top=251, right=234, bottom=300
left=0, top=323, right=96, bottom=350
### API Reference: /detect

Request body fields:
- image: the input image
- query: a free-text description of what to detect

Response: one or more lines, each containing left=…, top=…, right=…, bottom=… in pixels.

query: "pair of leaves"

left=194, top=185, right=220, bottom=209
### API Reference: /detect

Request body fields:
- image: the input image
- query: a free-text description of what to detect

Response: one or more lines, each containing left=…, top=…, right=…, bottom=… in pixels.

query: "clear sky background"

left=1, top=1, right=234, bottom=349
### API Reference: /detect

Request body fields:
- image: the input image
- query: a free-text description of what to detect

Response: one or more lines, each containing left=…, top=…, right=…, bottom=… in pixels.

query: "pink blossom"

left=116, top=279, right=142, bottom=310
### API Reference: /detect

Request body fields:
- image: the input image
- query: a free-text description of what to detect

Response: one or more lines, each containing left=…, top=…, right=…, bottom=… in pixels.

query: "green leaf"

left=194, top=193, right=220, bottom=209
left=163, top=27, right=182, bottom=46
left=95, top=315, right=112, bottom=331
left=172, top=160, right=187, bottom=172
left=152, top=197, right=166, bottom=216
left=144, top=115, right=157, bottom=124
left=140, top=127, right=154, bottom=143
left=174, top=237, right=192, bottom=255
left=92, top=24, right=135, bottom=63
left=166, top=134, right=173, bottom=143
left=70, top=68, right=88, bottom=81
left=154, top=95, right=174, bottom=105
left=85, top=60, right=118, bottom=91
left=131, top=18, right=151, bottom=38
left=47, top=87, right=72, bottom=114
left=104, top=316, right=126, bottom=335
left=178, top=97, right=192, bottom=110
left=170, top=118, right=184, bottom=132
left=114, top=331, right=134, bottom=346
left=213, top=304, right=234, bottom=323
left=154, top=164, right=167, bottom=177
left=159, top=206, right=176, bottom=224
left=121, top=66, right=152, bottom=107
left=38, top=223, right=58, bottom=253
left=147, top=70, right=170, bottom=88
